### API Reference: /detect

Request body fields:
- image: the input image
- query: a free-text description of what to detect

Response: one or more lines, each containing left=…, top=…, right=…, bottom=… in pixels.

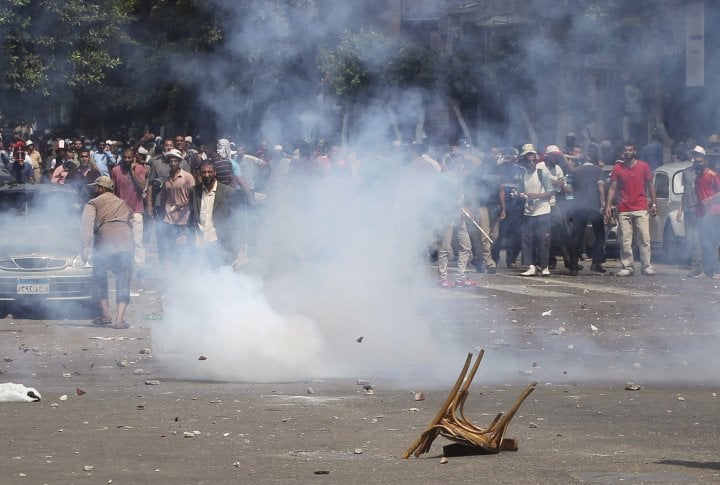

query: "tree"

left=385, top=44, right=437, bottom=143
left=317, top=29, right=400, bottom=145
left=0, top=0, right=131, bottom=129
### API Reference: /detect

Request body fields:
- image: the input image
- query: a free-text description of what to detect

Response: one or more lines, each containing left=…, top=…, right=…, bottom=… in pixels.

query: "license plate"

left=17, top=279, right=50, bottom=294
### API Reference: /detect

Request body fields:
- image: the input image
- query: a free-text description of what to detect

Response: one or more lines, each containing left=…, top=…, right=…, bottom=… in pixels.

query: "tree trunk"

left=451, top=100, right=473, bottom=146
left=651, top=66, right=672, bottom=163
left=415, top=105, right=425, bottom=144
left=341, top=107, right=350, bottom=146
left=520, top=106, right=538, bottom=147
left=387, top=103, right=402, bottom=142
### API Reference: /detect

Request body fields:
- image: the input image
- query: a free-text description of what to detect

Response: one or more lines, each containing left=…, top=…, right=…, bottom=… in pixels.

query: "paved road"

left=0, top=258, right=719, bottom=484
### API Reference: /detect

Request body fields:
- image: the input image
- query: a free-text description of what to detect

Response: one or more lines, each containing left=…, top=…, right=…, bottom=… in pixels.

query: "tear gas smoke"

left=153, top=169, right=463, bottom=383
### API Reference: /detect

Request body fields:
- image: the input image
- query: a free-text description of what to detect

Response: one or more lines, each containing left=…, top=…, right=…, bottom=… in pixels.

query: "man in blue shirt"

left=92, top=140, right=116, bottom=176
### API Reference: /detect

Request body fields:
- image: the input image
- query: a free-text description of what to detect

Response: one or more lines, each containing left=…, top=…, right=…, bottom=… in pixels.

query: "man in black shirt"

left=568, top=158, right=607, bottom=274
left=466, top=156, right=502, bottom=273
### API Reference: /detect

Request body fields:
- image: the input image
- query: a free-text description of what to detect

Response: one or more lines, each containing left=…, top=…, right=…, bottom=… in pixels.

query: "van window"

left=672, top=170, right=685, bottom=195
left=655, top=173, right=669, bottom=199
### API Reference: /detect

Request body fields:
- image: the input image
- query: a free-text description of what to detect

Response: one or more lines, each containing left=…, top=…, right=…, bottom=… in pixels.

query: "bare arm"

left=647, top=179, right=657, bottom=216
left=604, top=180, right=617, bottom=221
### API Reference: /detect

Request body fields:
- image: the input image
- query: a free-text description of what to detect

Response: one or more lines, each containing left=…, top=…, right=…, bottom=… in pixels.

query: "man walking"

left=604, top=142, right=657, bottom=276
left=157, top=149, right=195, bottom=267
left=81, top=176, right=134, bottom=329
left=111, top=148, right=147, bottom=276
left=189, top=159, right=246, bottom=268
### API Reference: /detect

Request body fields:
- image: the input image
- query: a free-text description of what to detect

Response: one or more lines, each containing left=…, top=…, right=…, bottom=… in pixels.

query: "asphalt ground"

left=1, top=255, right=719, bottom=484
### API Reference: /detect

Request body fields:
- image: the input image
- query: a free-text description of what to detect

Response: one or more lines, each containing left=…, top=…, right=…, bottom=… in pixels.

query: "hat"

left=185, top=136, right=193, bottom=144
left=545, top=145, right=562, bottom=154
left=164, top=148, right=183, bottom=160
left=217, top=139, right=233, bottom=159
left=520, top=143, right=537, bottom=156
left=692, top=145, right=706, bottom=155
left=136, top=146, right=149, bottom=163
left=105, top=140, right=114, bottom=146
left=89, top=175, right=114, bottom=190
left=273, top=144, right=283, bottom=152
left=25, top=139, right=34, bottom=146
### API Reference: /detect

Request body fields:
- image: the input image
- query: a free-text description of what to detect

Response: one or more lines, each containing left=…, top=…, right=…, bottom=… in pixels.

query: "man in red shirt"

left=111, top=148, right=148, bottom=275
left=604, top=142, right=658, bottom=276
left=693, top=146, right=720, bottom=278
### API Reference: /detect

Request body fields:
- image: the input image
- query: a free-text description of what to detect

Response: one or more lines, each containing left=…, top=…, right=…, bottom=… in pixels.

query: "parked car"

left=0, top=183, right=94, bottom=312
left=650, top=161, right=692, bottom=262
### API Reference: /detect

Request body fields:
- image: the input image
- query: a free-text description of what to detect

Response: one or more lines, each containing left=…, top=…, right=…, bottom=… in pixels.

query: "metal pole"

left=461, top=207, right=494, bottom=245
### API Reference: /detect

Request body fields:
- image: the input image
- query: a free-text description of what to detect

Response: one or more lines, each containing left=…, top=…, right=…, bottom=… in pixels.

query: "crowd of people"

left=415, top=132, right=720, bottom=287
left=1, top=127, right=720, bottom=324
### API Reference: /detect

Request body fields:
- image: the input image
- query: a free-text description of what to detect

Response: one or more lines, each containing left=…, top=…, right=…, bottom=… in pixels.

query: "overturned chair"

left=403, top=350, right=537, bottom=458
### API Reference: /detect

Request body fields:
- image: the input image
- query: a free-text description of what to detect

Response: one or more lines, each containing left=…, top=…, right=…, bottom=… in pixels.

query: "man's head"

left=136, top=146, right=149, bottom=165
left=565, top=132, right=577, bottom=150
left=587, top=143, right=599, bottom=163
left=89, top=175, right=114, bottom=195
left=13, top=146, right=26, bottom=164
left=692, top=145, right=707, bottom=173
left=164, top=149, right=183, bottom=173
left=97, top=140, right=107, bottom=152
left=73, top=138, right=83, bottom=152
left=217, top=139, right=233, bottom=160
left=199, top=159, right=216, bottom=189
left=121, top=148, right=134, bottom=167
left=162, top=138, right=175, bottom=153
left=174, top=135, right=186, bottom=152
left=25, top=139, right=35, bottom=152
left=79, top=148, right=92, bottom=168
left=622, top=142, right=637, bottom=162
left=520, top=144, right=537, bottom=164
left=572, top=146, right=584, bottom=163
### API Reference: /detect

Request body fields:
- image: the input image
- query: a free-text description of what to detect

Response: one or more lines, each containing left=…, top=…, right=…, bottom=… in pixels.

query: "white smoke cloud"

left=152, top=168, right=464, bottom=383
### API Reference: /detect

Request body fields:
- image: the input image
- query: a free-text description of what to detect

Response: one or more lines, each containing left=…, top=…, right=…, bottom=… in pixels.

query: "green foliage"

left=317, top=30, right=399, bottom=100
left=0, top=0, right=130, bottom=93
left=386, top=44, right=437, bottom=90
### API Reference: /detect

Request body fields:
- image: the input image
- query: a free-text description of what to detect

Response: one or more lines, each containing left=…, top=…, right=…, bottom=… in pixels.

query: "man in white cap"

left=81, top=176, right=134, bottom=329
left=677, top=146, right=703, bottom=275
left=692, top=145, right=720, bottom=278
left=156, top=148, right=195, bottom=269
left=517, top=144, right=554, bottom=276
left=25, top=139, right=42, bottom=181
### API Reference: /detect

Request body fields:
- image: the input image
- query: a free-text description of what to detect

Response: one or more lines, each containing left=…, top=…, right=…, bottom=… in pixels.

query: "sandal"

left=92, top=316, right=112, bottom=326
left=112, top=321, right=130, bottom=329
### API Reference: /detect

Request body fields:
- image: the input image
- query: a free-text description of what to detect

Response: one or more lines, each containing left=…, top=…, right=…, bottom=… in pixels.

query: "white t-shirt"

left=523, top=162, right=552, bottom=216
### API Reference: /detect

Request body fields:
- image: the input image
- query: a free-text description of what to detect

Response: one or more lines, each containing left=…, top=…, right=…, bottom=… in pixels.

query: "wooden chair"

left=403, top=350, right=537, bottom=458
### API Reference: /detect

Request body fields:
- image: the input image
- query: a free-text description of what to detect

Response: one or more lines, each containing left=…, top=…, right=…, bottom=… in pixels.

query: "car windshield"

left=0, top=190, right=83, bottom=254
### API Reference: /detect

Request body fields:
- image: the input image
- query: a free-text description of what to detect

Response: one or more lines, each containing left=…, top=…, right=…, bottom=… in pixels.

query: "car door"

left=650, top=170, right=669, bottom=244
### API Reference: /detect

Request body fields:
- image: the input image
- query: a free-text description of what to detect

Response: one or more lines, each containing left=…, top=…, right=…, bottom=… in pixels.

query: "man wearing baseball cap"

left=81, top=176, right=134, bottom=329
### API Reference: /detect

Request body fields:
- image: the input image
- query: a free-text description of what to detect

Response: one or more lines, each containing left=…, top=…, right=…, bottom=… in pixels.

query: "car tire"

left=662, top=224, right=679, bottom=263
